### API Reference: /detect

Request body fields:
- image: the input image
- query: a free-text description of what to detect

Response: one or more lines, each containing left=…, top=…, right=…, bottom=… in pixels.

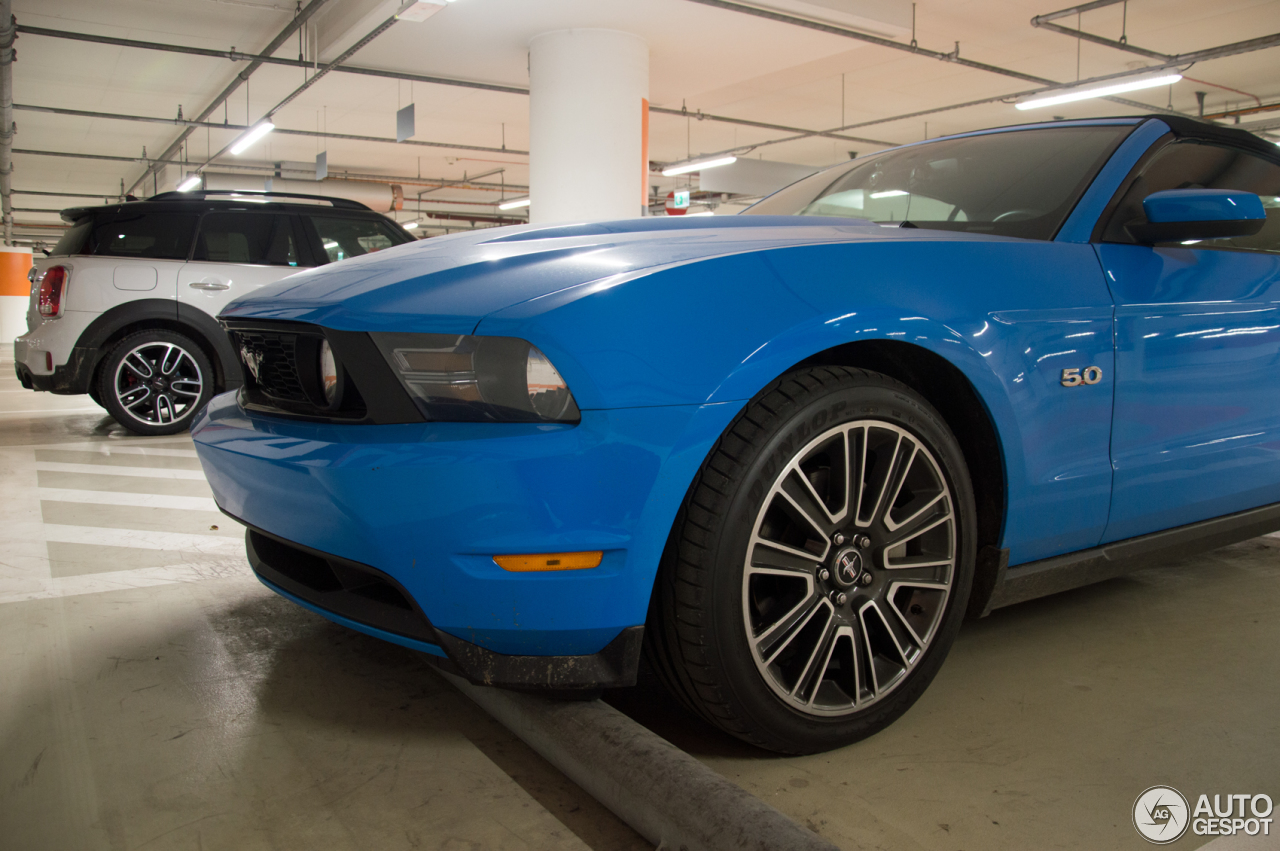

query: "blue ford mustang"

left=193, top=115, right=1280, bottom=753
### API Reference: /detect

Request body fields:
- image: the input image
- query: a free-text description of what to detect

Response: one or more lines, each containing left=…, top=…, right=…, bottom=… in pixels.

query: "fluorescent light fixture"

left=322, top=240, right=339, bottom=249
left=498, top=196, right=531, bottom=210
left=1016, top=73, right=1183, bottom=111
left=176, top=174, right=202, bottom=192
left=229, top=121, right=276, bottom=155
left=662, top=156, right=738, bottom=177
left=403, top=221, right=419, bottom=230
left=869, top=189, right=908, bottom=199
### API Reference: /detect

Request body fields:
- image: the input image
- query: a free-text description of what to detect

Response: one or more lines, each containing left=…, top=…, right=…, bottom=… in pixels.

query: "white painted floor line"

left=0, top=560, right=250, bottom=605
left=42, top=524, right=244, bottom=552
left=34, top=461, right=207, bottom=480
left=0, top=408, right=106, bottom=416
left=38, top=488, right=220, bottom=512
left=35, top=442, right=199, bottom=457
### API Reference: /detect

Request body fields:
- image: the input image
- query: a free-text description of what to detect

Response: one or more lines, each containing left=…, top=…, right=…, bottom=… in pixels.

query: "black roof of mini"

left=60, top=190, right=376, bottom=224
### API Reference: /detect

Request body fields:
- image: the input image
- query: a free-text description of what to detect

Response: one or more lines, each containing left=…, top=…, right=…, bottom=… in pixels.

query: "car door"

left=1096, top=139, right=1280, bottom=543
left=178, top=211, right=309, bottom=319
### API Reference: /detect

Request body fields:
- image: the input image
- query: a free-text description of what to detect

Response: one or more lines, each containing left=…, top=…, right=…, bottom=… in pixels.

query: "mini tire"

left=646, top=366, right=977, bottom=754
left=98, top=330, right=214, bottom=436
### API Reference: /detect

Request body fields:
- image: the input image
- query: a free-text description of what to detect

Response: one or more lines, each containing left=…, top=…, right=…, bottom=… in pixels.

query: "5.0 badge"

left=1061, top=366, right=1103, bottom=387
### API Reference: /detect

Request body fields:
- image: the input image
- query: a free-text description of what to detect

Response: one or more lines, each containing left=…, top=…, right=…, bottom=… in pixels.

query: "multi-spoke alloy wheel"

left=745, top=421, right=955, bottom=715
left=98, top=330, right=214, bottom=435
left=646, top=366, right=976, bottom=754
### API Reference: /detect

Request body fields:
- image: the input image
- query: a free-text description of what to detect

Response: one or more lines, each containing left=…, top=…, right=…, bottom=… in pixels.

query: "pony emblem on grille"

left=240, top=344, right=264, bottom=382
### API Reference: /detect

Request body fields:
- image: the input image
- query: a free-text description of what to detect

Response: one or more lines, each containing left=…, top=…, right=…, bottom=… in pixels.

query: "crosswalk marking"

left=34, top=461, right=208, bottom=480
left=41, top=523, right=244, bottom=554
left=37, top=487, right=220, bottom=512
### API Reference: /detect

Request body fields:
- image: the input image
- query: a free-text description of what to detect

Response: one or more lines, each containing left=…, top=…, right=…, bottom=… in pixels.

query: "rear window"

left=58, top=211, right=198, bottom=259
left=193, top=212, right=300, bottom=266
left=307, top=215, right=413, bottom=263
left=51, top=219, right=92, bottom=256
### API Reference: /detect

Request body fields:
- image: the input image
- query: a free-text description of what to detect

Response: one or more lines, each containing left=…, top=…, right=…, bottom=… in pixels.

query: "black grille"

left=231, top=329, right=309, bottom=403
left=221, top=319, right=422, bottom=424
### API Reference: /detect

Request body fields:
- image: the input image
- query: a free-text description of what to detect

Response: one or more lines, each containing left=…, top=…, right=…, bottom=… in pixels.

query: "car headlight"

left=371, top=332, right=581, bottom=423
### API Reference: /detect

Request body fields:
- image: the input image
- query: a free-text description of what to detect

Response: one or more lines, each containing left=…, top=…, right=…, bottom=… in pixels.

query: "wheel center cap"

left=832, top=547, right=863, bottom=588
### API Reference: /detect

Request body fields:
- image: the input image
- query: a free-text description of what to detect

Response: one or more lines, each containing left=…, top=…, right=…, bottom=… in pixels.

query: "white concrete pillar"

left=528, top=29, right=648, bottom=224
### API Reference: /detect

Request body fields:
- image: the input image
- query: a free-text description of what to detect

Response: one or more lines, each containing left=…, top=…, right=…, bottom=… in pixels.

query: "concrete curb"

left=441, top=672, right=841, bottom=851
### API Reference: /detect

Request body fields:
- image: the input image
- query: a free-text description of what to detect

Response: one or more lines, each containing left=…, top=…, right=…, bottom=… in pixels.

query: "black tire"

left=645, top=366, right=977, bottom=754
left=97, top=330, right=214, bottom=436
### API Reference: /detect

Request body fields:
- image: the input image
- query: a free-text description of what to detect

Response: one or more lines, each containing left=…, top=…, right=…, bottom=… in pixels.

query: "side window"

left=83, top=212, right=198, bottom=259
left=193, top=213, right=299, bottom=266
left=1103, top=141, right=1280, bottom=253
left=307, top=215, right=411, bottom=263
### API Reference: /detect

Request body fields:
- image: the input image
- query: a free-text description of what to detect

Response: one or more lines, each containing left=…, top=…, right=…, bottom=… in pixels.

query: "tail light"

left=38, top=266, right=68, bottom=318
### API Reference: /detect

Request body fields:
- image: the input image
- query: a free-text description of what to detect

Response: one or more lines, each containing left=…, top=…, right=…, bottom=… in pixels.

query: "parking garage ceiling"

left=8, top=0, right=1280, bottom=240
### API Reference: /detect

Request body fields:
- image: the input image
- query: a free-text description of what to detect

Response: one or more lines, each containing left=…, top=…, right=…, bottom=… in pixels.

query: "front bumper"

left=192, top=391, right=739, bottom=684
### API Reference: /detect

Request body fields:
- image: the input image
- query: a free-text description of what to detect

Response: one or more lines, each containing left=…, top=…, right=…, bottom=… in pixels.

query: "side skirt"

left=983, top=501, right=1280, bottom=614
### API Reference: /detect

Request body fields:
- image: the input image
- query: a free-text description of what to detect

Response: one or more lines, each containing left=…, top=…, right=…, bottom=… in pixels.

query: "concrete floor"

left=2, top=353, right=1278, bottom=850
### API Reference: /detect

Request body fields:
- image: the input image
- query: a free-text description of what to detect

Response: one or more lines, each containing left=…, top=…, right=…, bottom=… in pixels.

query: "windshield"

left=743, top=124, right=1132, bottom=240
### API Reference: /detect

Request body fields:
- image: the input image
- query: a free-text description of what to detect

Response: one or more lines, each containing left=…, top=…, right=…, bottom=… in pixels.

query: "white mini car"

left=14, top=190, right=415, bottom=434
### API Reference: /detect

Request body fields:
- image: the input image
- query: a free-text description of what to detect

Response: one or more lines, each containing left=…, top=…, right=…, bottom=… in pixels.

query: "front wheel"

left=98, top=330, right=214, bottom=436
left=645, top=366, right=977, bottom=753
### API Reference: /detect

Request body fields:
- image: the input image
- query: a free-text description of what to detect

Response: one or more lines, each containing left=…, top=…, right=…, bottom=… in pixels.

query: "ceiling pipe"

left=670, top=20, right=1280, bottom=161
left=189, top=1, right=416, bottom=177
left=416, top=166, right=505, bottom=197
left=15, top=24, right=531, bottom=96
left=13, top=148, right=527, bottom=194
left=14, top=189, right=121, bottom=198
left=16, top=24, right=888, bottom=146
left=681, top=0, right=1183, bottom=115
left=15, top=103, right=529, bottom=156
left=127, top=0, right=334, bottom=196
left=1030, top=3, right=1280, bottom=67
left=0, top=0, right=14, bottom=245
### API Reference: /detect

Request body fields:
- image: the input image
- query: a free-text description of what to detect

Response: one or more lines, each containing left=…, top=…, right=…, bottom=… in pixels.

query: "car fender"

left=481, top=238, right=1116, bottom=566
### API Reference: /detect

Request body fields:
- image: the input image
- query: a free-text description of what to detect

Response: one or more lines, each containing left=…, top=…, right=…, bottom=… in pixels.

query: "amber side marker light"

left=493, top=552, right=603, bottom=572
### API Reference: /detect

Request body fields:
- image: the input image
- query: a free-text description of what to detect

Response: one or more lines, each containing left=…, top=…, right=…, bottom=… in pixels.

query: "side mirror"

left=1126, top=188, right=1266, bottom=244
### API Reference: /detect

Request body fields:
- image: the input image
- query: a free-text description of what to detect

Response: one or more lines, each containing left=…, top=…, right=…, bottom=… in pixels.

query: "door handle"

left=188, top=278, right=231, bottom=291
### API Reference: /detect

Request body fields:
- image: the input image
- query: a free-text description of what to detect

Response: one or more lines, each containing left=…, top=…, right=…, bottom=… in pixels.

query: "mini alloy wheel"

left=99, top=330, right=214, bottom=435
left=646, top=366, right=976, bottom=753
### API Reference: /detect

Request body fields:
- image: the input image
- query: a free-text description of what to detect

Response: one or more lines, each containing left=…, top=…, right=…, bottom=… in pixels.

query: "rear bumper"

left=192, top=390, right=739, bottom=679
left=12, top=343, right=95, bottom=394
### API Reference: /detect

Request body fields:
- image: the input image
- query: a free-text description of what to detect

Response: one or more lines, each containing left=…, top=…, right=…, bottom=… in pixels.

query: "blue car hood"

left=221, top=215, right=974, bottom=334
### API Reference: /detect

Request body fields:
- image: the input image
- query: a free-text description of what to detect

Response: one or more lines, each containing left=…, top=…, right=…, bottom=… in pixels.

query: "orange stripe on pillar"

left=641, top=97, right=650, bottom=212
left=0, top=249, right=32, bottom=297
